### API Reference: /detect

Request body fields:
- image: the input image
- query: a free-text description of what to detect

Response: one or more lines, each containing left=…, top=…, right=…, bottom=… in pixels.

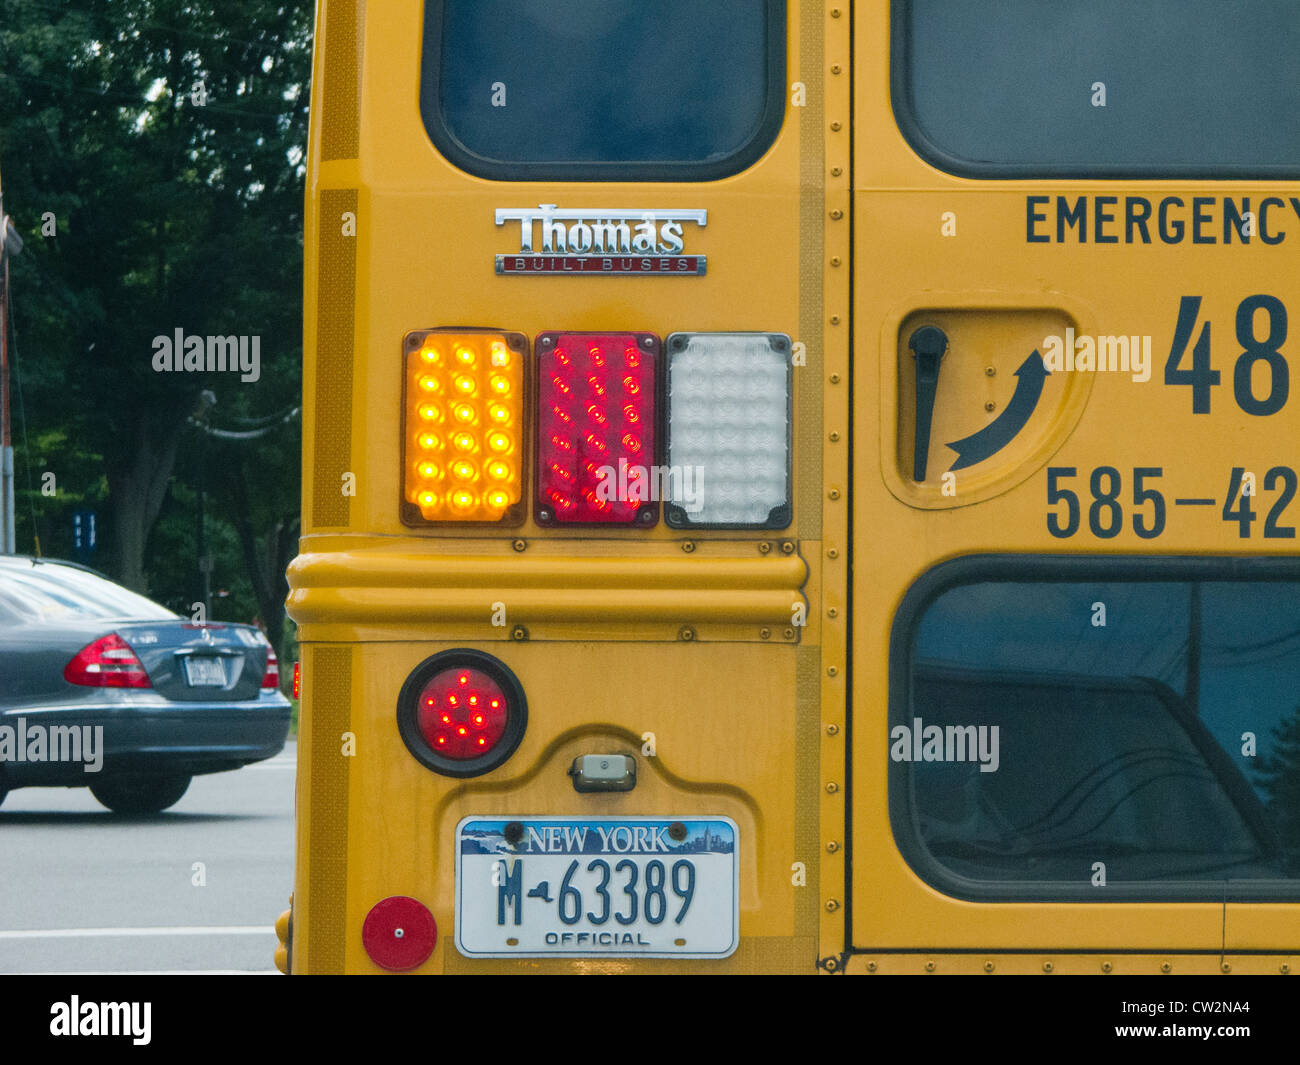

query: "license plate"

left=455, top=816, right=738, bottom=959
left=183, top=657, right=226, bottom=687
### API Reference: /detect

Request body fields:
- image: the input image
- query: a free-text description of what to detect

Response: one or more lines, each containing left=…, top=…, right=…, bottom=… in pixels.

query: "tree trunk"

left=107, top=414, right=185, bottom=591
left=224, top=457, right=298, bottom=650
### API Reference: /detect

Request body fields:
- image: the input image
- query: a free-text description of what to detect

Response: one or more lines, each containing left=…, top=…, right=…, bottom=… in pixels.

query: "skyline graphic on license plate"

left=455, top=816, right=738, bottom=959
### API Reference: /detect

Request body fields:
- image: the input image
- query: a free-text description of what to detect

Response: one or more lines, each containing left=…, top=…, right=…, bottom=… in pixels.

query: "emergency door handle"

left=908, top=325, right=949, bottom=481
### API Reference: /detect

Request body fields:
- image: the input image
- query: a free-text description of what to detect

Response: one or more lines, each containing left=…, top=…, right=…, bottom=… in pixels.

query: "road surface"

left=0, top=742, right=296, bottom=974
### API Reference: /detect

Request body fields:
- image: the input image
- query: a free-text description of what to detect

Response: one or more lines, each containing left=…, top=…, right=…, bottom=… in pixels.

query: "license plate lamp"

left=569, top=754, right=636, bottom=792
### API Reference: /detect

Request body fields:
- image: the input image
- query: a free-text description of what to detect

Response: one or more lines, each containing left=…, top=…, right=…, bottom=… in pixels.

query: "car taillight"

left=397, top=650, right=528, bottom=777
left=293, top=661, right=300, bottom=699
left=262, top=647, right=280, bottom=690
left=535, top=332, right=658, bottom=525
left=664, top=332, right=792, bottom=528
left=64, top=633, right=152, bottom=688
left=402, top=329, right=527, bottom=525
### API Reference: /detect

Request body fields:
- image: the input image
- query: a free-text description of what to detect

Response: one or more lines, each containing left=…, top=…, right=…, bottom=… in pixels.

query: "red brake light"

left=293, top=661, right=300, bottom=700
left=262, top=647, right=280, bottom=690
left=536, top=332, right=658, bottom=525
left=416, top=666, right=509, bottom=760
left=398, top=650, right=528, bottom=777
left=64, top=633, right=152, bottom=688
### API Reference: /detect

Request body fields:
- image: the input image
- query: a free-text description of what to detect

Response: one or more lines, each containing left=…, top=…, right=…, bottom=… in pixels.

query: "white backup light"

left=665, top=332, right=792, bottom=529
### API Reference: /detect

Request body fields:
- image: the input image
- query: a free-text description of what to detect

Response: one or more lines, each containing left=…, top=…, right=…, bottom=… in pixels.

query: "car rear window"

left=893, top=0, right=1300, bottom=178
left=420, top=0, right=786, bottom=180
left=0, top=563, right=176, bottom=623
left=891, top=560, right=1300, bottom=900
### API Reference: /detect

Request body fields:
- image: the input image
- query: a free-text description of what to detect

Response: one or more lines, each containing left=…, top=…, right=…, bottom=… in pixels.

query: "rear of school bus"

left=847, top=2, right=1300, bottom=974
left=283, top=0, right=844, bottom=973
left=282, top=0, right=1300, bottom=977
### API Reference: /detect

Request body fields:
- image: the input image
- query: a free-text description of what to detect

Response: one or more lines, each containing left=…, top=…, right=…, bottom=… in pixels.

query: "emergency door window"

left=421, top=0, right=785, bottom=180
left=894, top=0, right=1300, bottom=177
left=891, top=562, right=1300, bottom=900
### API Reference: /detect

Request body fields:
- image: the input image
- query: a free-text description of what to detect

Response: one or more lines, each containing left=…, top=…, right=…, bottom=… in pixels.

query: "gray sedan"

left=0, top=555, right=291, bottom=813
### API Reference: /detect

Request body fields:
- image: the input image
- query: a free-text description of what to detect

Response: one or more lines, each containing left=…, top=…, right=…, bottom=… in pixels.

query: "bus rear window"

left=893, top=0, right=1300, bottom=178
left=420, top=0, right=785, bottom=181
left=891, top=561, right=1300, bottom=900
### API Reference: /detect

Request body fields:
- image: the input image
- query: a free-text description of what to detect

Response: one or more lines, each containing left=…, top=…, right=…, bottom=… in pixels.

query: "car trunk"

left=115, top=622, right=267, bottom=702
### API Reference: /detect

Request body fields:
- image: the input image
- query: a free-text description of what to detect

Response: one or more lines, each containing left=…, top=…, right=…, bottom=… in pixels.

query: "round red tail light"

left=397, top=650, right=527, bottom=777
left=417, top=667, right=508, bottom=759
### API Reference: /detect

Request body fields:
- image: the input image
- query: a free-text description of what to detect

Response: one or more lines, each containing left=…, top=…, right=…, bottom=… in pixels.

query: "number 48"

left=1165, top=295, right=1289, bottom=415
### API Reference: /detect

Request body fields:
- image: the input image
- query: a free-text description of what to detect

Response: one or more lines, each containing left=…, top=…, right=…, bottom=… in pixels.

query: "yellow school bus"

left=277, top=0, right=1300, bottom=974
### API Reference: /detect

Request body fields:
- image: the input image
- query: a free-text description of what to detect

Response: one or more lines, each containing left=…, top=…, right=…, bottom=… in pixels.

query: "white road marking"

left=0, top=926, right=273, bottom=939
left=42, top=970, right=280, bottom=975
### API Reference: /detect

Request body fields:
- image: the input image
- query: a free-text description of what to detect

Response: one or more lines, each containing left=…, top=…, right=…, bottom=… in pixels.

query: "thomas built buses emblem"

left=495, top=204, right=707, bottom=275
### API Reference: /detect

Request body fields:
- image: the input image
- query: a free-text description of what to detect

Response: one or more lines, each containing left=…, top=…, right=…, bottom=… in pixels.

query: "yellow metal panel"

left=336, top=642, right=806, bottom=973
left=287, top=541, right=808, bottom=636
left=293, top=0, right=838, bottom=973
left=843, top=953, right=1296, bottom=976
left=816, top=0, right=853, bottom=966
left=851, top=0, right=1300, bottom=961
left=328, top=5, right=810, bottom=544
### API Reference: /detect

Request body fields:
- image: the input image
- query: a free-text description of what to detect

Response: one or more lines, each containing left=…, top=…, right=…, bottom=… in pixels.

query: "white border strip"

left=0, top=926, right=272, bottom=939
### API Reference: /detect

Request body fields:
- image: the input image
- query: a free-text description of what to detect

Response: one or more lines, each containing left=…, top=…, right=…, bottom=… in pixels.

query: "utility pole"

left=0, top=174, right=24, bottom=555
left=194, top=390, right=217, bottom=618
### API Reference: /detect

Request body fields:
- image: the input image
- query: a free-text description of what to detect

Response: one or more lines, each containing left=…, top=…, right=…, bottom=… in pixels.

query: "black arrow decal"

left=945, top=351, right=1050, bottom=471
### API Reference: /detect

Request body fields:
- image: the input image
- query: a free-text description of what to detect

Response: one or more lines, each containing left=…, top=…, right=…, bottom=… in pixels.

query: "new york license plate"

left=455, top=816, right=738, bottom=958
left=183, top=657, right=226, bottom=687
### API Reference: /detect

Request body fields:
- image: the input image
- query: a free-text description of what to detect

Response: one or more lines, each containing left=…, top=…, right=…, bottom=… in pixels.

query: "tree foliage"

left=0, top=0, right=309, bottom=651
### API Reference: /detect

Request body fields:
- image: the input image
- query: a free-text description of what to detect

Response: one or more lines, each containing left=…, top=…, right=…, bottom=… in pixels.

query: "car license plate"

left=455, top=816, right=738, bottom=959
left=183, top=656, right=226, bottom=687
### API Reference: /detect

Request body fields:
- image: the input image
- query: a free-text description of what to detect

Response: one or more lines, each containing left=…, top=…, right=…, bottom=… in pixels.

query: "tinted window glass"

left=0, top=563, right=176, bottom=623
left=892, top=566, right=1300, bottom=899
left=894, top=0, right=1300, bottom=177
left=422, top=0, right=784, bottom=179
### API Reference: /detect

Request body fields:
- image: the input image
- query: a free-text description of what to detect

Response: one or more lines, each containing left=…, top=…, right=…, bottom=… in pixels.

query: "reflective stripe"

left=306, top=645, right=352, bottom=974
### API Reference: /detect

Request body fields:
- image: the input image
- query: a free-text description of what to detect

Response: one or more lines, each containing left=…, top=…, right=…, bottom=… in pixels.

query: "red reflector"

left=262, top=647, right=280, bottom=690
left=417, top=666, right=510, bottom=760
left=292, top=661, right=300, bottom=700
left=361, top=896, right=437, bottom=971
left=536, top=333, right=658, bottom=524
left=63, top=633, right=152, bottom=689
